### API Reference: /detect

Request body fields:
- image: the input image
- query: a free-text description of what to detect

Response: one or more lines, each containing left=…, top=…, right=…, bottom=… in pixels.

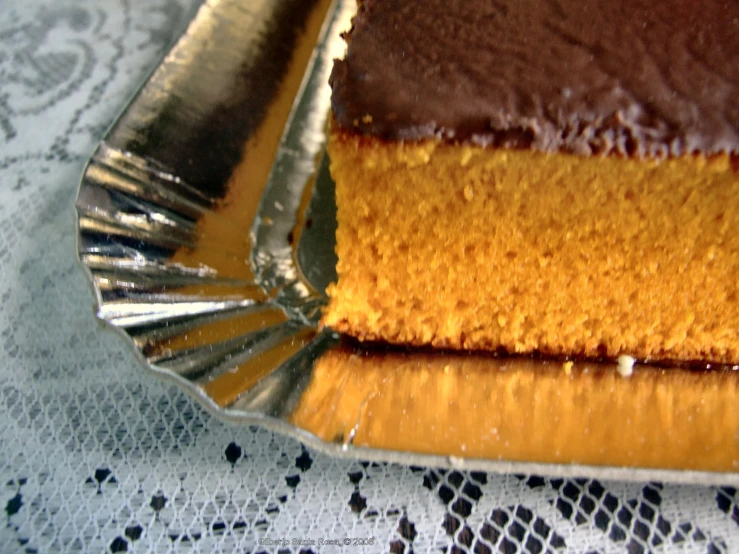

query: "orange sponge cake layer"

left=322, top=0, right=739, bottom=363
left=323, top=130, right=739, bottom=363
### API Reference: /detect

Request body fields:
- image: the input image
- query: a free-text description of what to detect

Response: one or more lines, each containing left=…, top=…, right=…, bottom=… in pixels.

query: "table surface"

left=0, top=0, right=737, bottom=552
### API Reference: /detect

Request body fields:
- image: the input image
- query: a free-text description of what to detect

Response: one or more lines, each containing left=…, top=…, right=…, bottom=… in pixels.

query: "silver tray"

left=75, top=0, right=738, bottom=486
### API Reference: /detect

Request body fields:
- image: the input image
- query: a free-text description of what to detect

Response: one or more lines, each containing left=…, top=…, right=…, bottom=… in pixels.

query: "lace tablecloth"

left=0, top=0, right=737, bottom=552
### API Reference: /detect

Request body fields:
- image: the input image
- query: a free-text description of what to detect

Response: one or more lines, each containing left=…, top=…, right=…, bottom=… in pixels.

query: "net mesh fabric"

left=0, top=0, right=737, bottom=552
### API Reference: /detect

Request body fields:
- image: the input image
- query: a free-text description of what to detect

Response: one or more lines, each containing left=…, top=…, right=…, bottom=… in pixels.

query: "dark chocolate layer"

left=330, top=0, right=739, bottom=157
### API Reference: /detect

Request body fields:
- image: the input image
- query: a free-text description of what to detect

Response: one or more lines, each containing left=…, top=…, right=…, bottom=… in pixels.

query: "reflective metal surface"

left=76, top=0, right=738, bottom=485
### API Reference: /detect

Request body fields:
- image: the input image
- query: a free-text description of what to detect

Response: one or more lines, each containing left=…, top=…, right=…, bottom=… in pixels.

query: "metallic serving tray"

left=75, top=0, right=738, bottom=485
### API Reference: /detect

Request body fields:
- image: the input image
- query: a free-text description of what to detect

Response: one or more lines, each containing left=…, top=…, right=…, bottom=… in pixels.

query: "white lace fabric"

left=0, top=0, right=737, bottom=552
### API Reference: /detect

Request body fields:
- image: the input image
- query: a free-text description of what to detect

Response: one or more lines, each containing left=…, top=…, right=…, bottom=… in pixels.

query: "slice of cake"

left=322, top=0, right=739, bottom=364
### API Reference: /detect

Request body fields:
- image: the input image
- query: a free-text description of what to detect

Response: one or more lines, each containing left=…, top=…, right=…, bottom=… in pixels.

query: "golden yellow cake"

left=322, top=0, right=739, bottom=364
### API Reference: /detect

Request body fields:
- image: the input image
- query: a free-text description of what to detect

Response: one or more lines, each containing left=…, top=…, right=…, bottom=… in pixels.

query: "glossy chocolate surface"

left=330, top=0, right=739, bottom=157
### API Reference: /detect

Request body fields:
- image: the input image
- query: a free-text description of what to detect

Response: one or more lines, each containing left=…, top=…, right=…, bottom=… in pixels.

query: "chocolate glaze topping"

left=330, top=0, right=739, bottom=157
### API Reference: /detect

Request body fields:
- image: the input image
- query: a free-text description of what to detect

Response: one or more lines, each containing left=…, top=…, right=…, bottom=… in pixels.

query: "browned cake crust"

left=322, top=0, right=739, bottom=363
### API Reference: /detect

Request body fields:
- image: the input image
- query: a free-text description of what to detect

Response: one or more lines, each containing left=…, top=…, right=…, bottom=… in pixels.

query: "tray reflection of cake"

left=321, top=0, right=739, bottom=364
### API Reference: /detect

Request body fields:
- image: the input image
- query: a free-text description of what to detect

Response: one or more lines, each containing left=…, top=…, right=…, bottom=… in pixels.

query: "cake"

left=321, top=0, right=739, bottom=364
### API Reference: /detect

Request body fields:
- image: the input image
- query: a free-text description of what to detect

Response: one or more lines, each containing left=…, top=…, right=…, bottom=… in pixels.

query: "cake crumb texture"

left=322, top=130, right=739, bottom=364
